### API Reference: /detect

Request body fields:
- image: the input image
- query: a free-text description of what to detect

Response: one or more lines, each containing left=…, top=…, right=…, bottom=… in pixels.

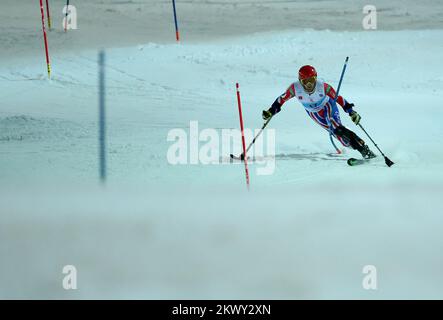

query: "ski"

left=230, top=154, right=244, bottom=161
left=347, top=157, right=370, bottom=166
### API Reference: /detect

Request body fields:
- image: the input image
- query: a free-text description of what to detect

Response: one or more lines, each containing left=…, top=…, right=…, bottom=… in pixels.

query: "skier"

left=262, top=65, right=376, bottom=159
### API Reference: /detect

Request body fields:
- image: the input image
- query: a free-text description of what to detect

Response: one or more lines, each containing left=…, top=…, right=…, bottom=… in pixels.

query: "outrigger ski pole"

left=230, top=116, right=272, bottom=161
left=358, top=123, right=395, bottom=167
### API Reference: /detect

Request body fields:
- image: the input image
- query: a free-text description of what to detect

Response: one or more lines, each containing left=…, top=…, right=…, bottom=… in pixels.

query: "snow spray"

left=235, top=83, right=250, bottom=190
left=39, top=0, right=51, bottom=78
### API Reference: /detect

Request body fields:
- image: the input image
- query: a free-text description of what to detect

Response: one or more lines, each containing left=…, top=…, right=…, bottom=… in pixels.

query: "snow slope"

left=1, top=1, right=443, bottom=299
left=1, top=30, right=443, bottom=188
left=3, top=0, right=443, bottom=61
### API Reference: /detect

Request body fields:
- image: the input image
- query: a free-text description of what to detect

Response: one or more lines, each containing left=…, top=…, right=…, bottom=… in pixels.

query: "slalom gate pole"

left=172, top=0, right=180, bottom=42
left=333, top=57, right=349, bottom=105
left=39, top=0, right=51, bottom=78
left=235, top=83, right=250, bottom=190
left=99, top=50, right=107, bottom=183
left=45, top=0, right=52, bottom=30
left=328, top=56, right=350, bottom=154
left=64, top=0, right=70, bottom=32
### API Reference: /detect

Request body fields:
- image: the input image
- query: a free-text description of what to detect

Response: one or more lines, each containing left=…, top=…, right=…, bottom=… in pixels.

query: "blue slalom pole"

left=328, top=56, right=349, bottom=153
left=172, top=0, right=180, bottom=42
left=98, top=50, right=106, bottom=183
left=334, top=57, right=349, bottom=105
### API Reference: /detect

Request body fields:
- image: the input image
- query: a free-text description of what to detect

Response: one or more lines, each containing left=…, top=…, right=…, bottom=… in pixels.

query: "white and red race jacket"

left=271, top=79, right=352, bottom=114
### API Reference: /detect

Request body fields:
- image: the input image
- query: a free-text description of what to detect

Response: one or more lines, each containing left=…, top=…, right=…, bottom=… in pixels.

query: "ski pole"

left=230, top=116, right=272, bottom=160
left=244, top=117, right=272, bottom=156
left=358, top=124, right=394, bottom=167
left=328, top=56, right=350, bottom=154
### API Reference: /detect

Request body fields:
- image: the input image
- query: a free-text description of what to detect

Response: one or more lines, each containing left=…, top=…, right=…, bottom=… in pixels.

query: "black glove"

left=349, top=110, right=361, bottom=125
left=262, top=109, right=273, bottom=121
left=343, top=102, right=355, bottom=113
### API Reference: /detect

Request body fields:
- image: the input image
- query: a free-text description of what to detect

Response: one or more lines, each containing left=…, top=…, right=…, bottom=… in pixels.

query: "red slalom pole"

left=45, top=0, right=51, bottom=30
left=235, top=83, right=250, bottom=190
left=39, top=0, right=51, bottom=78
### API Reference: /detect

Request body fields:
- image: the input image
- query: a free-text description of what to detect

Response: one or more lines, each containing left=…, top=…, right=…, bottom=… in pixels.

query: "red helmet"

left=298, top=65, right=317, bottom=80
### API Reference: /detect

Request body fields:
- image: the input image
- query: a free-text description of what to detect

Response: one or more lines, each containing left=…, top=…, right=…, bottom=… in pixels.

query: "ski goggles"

left=300, top=76, right=317, bottom=87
